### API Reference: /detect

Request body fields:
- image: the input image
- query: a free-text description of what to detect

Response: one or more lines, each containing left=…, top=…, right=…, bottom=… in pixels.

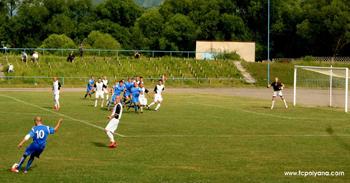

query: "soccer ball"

left=11, top=163, right=18, bottom=169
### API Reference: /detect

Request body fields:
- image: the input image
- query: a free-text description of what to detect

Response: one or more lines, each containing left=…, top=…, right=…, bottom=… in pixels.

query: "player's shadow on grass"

left=326, top=126, right=350, bottom=152
left=91, top=141, right=106, bottom=148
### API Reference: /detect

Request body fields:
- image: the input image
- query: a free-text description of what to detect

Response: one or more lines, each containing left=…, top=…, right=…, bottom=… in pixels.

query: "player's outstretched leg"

left=155, top=103, right=161, bottom=111
left=271, top=97, right=276, bottom=110
left=24, top=155, right=35, bottom=173
left=148, top=102, right=155, bottom=109
left=12, top=154, right=28, bottom=172
left=101, top=99, right=104, bottom=107
left=281, top=97, right=288, bottom=108
left=94, top=99, right=98, bottom=107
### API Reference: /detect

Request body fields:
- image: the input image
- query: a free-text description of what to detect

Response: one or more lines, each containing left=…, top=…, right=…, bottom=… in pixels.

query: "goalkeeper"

left=268, top=77, right=288, bottom=109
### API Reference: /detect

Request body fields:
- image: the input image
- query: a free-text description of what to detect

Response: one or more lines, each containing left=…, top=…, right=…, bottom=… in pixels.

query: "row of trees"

left=0, top=0, right=349, bottom=60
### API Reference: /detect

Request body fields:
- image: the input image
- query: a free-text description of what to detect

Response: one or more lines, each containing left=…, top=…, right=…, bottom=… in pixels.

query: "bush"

left=40, top=34, right=76, bottom=48
left=214, top=51, right=241, bottom=61
left=84, top=31, right=121, bottom=50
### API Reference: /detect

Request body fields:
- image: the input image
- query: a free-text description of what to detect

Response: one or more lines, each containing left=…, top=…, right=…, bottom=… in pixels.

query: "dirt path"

left=0, top=87, right=346, bottom=108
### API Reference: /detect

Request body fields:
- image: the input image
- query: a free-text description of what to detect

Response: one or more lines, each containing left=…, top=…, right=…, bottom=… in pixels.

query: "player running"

left=94, top=78, right=106, bottom=107
left=108, top=80, right=125, bottom=110
left=84, top=76, right=95, bottom=99
left=268, top=77, right=288, bottom=109
left=52, top=77, right=62, bottom=111
left=123, top=78, right=134, bottom=107
left=148, top=80, right=165, bottom=111
left=139, top=83, right=149, bottom=113
left=102, top=76, right=109, bottom=105
left=129, top=82, right=143, bottom=113
left=11, top=117, right=63, bottom=173
left=105, top=96, right=123, bottom=148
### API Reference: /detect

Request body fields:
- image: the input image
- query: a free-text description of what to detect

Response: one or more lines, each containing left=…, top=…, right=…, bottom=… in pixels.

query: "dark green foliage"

left=0, top=0, right=348, bottom=59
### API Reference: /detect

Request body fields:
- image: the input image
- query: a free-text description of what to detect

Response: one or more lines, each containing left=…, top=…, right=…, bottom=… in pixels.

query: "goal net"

left=293, top=65, right=349, bottom=112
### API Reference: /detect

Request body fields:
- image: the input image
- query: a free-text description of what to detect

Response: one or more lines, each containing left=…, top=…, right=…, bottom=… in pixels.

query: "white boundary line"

left=0, top=94, right=126, bottom=137
left=125, top=134, right=350, bottom=138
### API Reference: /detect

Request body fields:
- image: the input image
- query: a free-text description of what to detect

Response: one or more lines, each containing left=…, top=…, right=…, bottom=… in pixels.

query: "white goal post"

left=293, top=65, right=349, bottom=112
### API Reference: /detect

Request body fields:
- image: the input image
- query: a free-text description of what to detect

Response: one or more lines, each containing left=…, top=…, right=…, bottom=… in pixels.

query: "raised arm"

left=54, top=118, right=63, bottom=132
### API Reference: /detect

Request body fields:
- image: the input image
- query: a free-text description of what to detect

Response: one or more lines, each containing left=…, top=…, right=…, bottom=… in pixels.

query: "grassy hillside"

left=0, top=55, right=243, bottom=87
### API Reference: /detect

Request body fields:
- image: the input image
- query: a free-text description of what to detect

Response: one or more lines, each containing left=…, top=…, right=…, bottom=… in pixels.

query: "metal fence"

left=0, top=75, right=243, bottom=87
left=273, top=57, right=350, bottom=62
left=0, top=47, right=233, bottom=60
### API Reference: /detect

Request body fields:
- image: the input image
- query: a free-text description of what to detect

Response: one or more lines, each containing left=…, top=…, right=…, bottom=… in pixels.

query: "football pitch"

left=0, top=91, right=350, bottom=183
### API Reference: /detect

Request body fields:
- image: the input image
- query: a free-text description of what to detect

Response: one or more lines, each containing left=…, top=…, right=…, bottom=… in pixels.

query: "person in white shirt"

left=8, top=64, right=14, bottom=73
left=52, top=77, right=62, bottom=111
left=102, top=76, right=110, bottom=105
left=94, top=78, right=106, bottom=107
left=147, top=80, right=165, bottom=111
left=139, top=83, right=149, bottom=113
left=31, top=51, right=39, bottom=63
left=105, top=96, right=123, bottom=148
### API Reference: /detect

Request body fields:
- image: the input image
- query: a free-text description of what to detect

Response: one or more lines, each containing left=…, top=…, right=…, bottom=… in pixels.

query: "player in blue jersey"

left=123, top=78, right=134, bottom=106
left=108, top=80, right=125, bottom=110
left=129, top=82, right=143, bottom=113
left=11, top=117, right=63, bottom=173
left=84, top=76, right=95, bottom=99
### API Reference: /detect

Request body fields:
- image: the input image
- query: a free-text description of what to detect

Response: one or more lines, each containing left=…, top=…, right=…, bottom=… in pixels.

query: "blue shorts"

left=132, top=97, right=139, bottom=103
left=25, top=143, right=45, bottom=158
left=124, top=91, right=130, bottom=98
left=86, top=87, right=92, bottom=92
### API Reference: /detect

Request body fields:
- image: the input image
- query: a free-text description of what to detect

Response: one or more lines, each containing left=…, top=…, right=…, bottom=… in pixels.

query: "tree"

left=161, top=14, right=199, bottom=51
left=40, top=34, right=76, bottom=48
left=134, top=8, right=164, bottom=49
left=46, top=14, right=75, bottom=36
left=85, top=31, right=121, bottom=49
left=95, top=0, right=143, bottom=27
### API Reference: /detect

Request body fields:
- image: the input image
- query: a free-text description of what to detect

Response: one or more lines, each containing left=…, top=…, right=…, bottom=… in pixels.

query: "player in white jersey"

left=138, top=83, right=149, bottom=113
left=94, top=78, right=106, bottom=107
left=147, top=80, right=165, bottom=111
left=52, top=77, right=61, bottom=111
left=102, top=76, right=110, bottom=105
left=105, top=96, right=123, bottom=148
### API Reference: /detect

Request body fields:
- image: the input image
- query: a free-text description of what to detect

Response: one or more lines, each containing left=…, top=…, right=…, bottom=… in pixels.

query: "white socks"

left=271, top=99, right=288, bottom=109
left=148, top=102, right=155, bottom=107
left=95, top=99, right=104, bottom=107
left=155, top=104, right=161, bottom=111
left=283, top=99, right=288, bottom=108
left=106, top=131, right=114, bottom=142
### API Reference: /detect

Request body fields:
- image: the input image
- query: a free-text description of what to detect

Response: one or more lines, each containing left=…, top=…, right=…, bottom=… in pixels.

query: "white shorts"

left=96, top=91, right=104, bottom=99
left=154, top=94, right=163, bottom=102
left=54, top=94, right=59, bottom=101
left=105, top=118, right=119, bottom=133
left=273, top=91, right=283, bottom=97
left=139, top=96, right=147, bottom=105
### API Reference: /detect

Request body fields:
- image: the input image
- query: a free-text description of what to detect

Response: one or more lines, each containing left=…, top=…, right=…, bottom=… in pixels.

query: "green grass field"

left=1, top=91, right=350, bottom=182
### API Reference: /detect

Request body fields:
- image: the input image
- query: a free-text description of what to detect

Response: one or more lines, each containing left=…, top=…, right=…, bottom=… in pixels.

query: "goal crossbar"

left=293, top=65, right=349, bottom=112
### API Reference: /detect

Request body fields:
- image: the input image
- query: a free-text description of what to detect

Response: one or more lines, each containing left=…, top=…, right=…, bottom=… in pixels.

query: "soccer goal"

left=293, top=65, right=349, bottom=112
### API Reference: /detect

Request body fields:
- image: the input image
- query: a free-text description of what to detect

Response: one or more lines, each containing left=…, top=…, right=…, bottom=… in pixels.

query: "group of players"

left=11, top=76, right=289, bottom=174
left=10, top=75, right=166, bottom=174
left=83, top=76, right=165, bottom=113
